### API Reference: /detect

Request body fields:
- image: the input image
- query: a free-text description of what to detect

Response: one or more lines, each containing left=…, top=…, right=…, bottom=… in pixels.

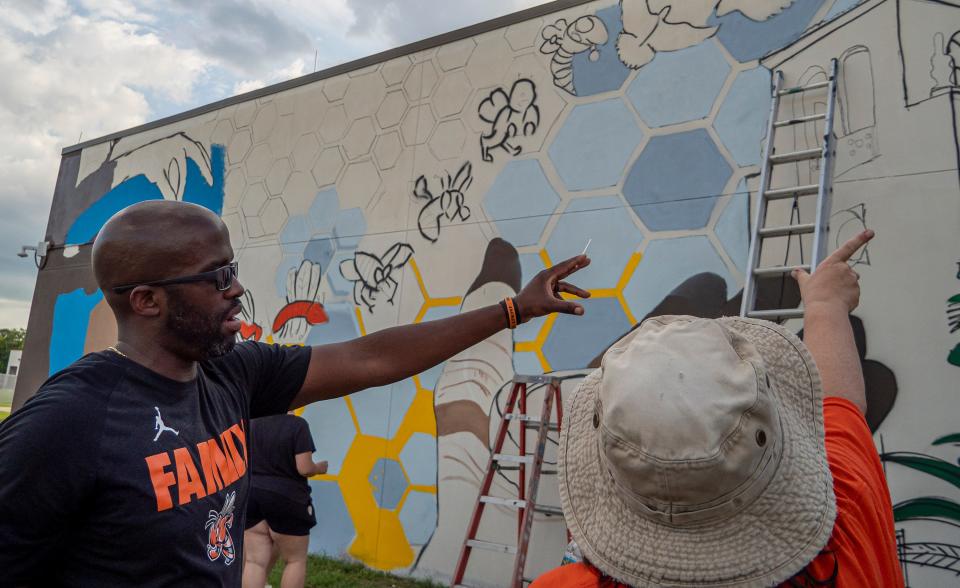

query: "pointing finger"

left=792, top=268, right=810, bottom=286
left=552, top=254, right=591, bottom=280
left=827, top=229, right=874, bottom=264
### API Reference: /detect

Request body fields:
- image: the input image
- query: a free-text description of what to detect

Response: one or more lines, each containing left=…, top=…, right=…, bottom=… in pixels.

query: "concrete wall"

left=15, top=0, right=960, bottom=584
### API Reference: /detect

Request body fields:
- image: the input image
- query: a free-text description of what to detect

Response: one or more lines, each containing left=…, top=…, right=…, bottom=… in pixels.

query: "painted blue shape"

left=308, top=480, right=356, bottom=556
left=515, top=254, right=547, bottom=343
left=309, top=188, right=340, bottom=234
left=399, top=433, right=437, bottom=486
left=303, top=235, right=335, bottom=274
left=570, top=5, right=630, bottom=97
left=484, top=160, right=560, bottom=247
left=333, top=208, right=366, bottom=249
left=824, top=0, right=862, bottom=22
left=623, top=129, right=731, bottom=231
left=513, top=351, right=544, bottom=377
left=368, top=457, right=408, bottom=510
left=714, top=67, right=772, bottom=166
left=542, top=297, right=631, bottom=370
left=548, top=99, right=642, bottom=191
left=399, top=490, right=438, bottom=545
left=417, top=305, right=460, bottom=390
left=305, top=302, right=360, bottom=346
left=626, top=41, right=731, bottom=128
left=328, top=250, right=356, bottom=296
left=300, top=396, right=356, bottom=475
left=714, top=178, right=751, bottom=274
left=546, top=196, right=643, bottom=289
left=623, top=236, right=737, bottom=321
left=65, top=145, right=226, bottom=244
left=709, top=1, right=825, bottom=62
left=49, top=288, right=104, bottom=375
left=280, top=214, right=312, bottom=254
left=350, top=378, right=416, bottom=439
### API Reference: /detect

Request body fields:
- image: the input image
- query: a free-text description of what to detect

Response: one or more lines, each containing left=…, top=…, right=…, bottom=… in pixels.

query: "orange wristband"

left=503, top=297, right=518, bottom=329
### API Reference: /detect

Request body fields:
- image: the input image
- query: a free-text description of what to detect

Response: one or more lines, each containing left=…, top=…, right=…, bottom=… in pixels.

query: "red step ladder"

left=451, top=375, right=565, bottom=588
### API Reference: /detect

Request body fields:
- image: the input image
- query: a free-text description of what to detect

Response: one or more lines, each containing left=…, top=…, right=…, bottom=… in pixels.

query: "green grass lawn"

left=0, top=388, right=12, bottom=423
left=268, top=555, right=442, bottom=588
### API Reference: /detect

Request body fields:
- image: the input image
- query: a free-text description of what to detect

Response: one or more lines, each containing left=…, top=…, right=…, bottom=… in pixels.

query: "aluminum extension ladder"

left=741, top=58, right=839, bottom=320
left=451, top=375, right=564, bottom=588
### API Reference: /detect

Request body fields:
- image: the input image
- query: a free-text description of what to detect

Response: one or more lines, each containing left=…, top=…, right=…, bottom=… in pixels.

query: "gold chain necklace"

left=106, top=345, right=127, bottom=358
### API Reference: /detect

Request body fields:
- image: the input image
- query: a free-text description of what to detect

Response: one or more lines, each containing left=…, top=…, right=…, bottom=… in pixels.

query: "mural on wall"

left=18, top=0, right=960, bottom=585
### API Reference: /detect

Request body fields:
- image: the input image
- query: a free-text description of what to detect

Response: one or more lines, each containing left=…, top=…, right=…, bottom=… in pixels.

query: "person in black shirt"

left=0, top=199, right=590, bottom=586
left=242, top=413, right=325, bottom=588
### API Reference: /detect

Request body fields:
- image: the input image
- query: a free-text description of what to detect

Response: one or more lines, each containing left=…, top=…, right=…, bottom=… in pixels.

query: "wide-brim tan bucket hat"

left=559, top=315, right=836, bottom=587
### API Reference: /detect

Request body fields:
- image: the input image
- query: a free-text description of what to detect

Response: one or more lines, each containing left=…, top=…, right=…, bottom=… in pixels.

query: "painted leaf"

left=933, top=433, right=960, bottom=446
left=899, top=542, right=960, bottom=574
left=893, top=497, right=960, bottom=524
left=882, top=452, right=960, bottom=490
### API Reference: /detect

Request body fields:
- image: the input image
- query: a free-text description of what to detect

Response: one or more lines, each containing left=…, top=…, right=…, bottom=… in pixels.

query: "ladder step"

left=541, top=470, right=557, bottom=475
left=505, top=414, right=561, bottom=431
left=770, top=148, right=821, bottom=164
left=748, top=308, right=804, bottom=319
left=466, top=539, right=517, bottom=555
left=494, top=453, right=533, bottom=465
left=534, top=505, right=564, bottom=516
left=765, top=184, right=819, bottom=200
left=758, top=223, right=816, bottom=238
left=480, top=496, right=527, bottom=509
left=753, top=264, right=810, bottom=277
left=777, top=80, right=829, bottom=96
left=774, top=112, right=826, bottom=127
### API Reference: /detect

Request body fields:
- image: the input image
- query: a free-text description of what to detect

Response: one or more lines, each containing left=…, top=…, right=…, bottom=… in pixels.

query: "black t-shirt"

left=248, top=414, right=316, bottom=502
left=0, top=341, right=311, bottom=587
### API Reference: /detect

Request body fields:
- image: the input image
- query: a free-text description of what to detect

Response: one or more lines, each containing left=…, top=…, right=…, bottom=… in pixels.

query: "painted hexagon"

left=505, top=19, right=541, bottom=51
left=543, top=297, right=632, bottom=370
left=401, top=105, right=436, bottom=146
left=322, top=76, right=349, bottom=102
left=260, top=197, right=288, bottom=236
left=305, top=302, right=361, bottom=345
left=282, top=171, right=319, bottom=215
left=570, top=5, right=631, bottom=97
left=309, top=188, right=340, bottom=234
left=376, top=90, right=408, bottom=129
left=252, top=101, right=278, bottom=143
left=626, top=41, right=730, bottom=128
left=381, top=55, right=412, bottom=86
left=320, top=104, right=348, bottom=142
left=265, top=158, right=292, bottom=196
left=292, top=133, right=320, bottom=172
left=280, top=213, right=311, bottom=254
left=227, top=129, right=252, bottom=165
left=303, top=237, right=335, bottom=277
left=713, top=67, right=772, bottom=167
left=465, top=34, right=514, bottom=88
left=223, top=168, right=246, bottom=210
left=548, top=98, right=643, bottom=191
left=399, top=433, right=437, bottom=486
left=210, top=119, right=234, bottom=149
left=437, top=38, right=476, bottom=71
left=368, top=458, right=408, bottom=510
left=334, top=208, right=366, bottom=249
left=623, top=236, right=737, bottom=322
left=373, top=131, right=403, bottom=170
left=344, top=72, right=388, bottom=119
left=714, top=178, right=750, bottom=274
left=222, top=211, right=246, bottom=249
left=546, top=196, right=643, bottom=289
left=433, top=71, right=473, bottom=118
left=483, top=159, right=560, bottom=247
left=301, top=396, right=358, bottom=475
left=312, top=147, right=345, bottom=187
left=398, top=491, right=438, bottom=546
left=343, top=117, right=377, bottom=160
left=428, top=119, right=467, bottom=161
left=338, top=160, right=381, bottom=209
left=245, top=143, right=273, bottom=179
left=709, top=0, right=825, bottom=62
left=241, top=182, right=269, bottom=218
left=235, top=101, right=256, bottom=128
left=309, top=480, right=356, bottom=556
left=403, top=61, right=439, bottom=102
left=623, top=129, right=731, bottom=231
left=513, top=352, right=544, bottom=377
left=350, top=378, right=417, bottom=439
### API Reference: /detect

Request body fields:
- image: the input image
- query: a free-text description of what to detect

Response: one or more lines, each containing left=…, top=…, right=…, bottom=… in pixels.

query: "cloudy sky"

left=0, top=0, right=549, bottom=329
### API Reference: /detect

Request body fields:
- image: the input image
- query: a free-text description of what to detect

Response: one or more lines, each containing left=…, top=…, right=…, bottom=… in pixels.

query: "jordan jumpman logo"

left=153, top=406, right=179, bottom=442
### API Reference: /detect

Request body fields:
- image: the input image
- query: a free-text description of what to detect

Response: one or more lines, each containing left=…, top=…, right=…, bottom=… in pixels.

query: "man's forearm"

left=802, top=303, right=866, bottom=413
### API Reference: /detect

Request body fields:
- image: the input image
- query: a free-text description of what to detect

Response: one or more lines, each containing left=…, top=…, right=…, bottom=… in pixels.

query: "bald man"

left=0, top=200, right=591, bottom=586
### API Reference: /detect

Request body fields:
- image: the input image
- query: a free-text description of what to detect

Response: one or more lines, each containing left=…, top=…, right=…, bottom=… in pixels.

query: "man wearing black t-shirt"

left=0, top=200, right=591, bottom=586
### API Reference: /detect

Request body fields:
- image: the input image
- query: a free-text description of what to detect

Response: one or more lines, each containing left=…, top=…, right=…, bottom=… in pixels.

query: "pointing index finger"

left=552, top=254, right=590, bottom=280
left=827, top=229, right=874, bottom=264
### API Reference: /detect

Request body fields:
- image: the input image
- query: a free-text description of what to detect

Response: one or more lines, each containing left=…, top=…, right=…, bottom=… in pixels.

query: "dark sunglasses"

left=112, top=262, right=239, bottom=294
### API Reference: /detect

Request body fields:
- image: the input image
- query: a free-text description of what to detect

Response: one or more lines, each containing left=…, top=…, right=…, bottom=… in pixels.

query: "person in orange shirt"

left=533, top=229, right=904, bottom=587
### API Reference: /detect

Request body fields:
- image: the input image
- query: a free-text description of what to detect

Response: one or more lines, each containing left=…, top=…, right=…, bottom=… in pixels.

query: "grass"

left=0, top=389, right=12, bottom=423
left=268, top=555, right=442, bottom=588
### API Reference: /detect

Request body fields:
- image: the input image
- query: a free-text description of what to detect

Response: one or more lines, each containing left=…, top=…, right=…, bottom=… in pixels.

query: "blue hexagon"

left=303, top=235, right=335, bottom=275
left=309, top=188, right=339, bottom=234
left=399, top=491, right=438, bottom=545
left=369, top=458, right=408, bottom=510
left=623, top=129, right=732, bottom=231
left=333, top=208, right=366, bottom=249
left=328, top=250, right=355, bottom=296
left=542, top=297, right=631, bottom=370
left=714, top=178, right=751, bottom=274
left=280, top=214, right=312, bottom=254
left=309, top=480, right=356, bottom=556
left=623, top=236, right=737, bottom=321
left=570, top=5, right=631, bottom=97
left=305, top=302, right=360, bottom=346
left=626, top=41, right=731, bottom=128
left=350, top=378, right=417, bottom=439
left=513, top=351, right=544, bottom=376
left=484, top=160, right=560, bottom=247
left=714, top=67, right=772, bottom=167
left=548, top=99, right=643, bottom=191
left=300, top=396, right=356, bottom=476
left=546, top=196, right=643, bottom=289
left=515, top=253, right=547, bottom=343
left=709, top=1, right=825, bottom=62
left=399, top=433, right=437, bottom=486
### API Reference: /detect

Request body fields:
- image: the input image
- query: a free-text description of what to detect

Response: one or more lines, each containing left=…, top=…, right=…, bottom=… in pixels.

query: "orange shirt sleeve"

left=799, top=397, right=904, bottom=587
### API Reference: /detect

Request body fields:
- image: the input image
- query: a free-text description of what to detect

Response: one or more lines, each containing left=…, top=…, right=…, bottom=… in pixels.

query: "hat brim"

left=559, top=317, right=837, bottom=587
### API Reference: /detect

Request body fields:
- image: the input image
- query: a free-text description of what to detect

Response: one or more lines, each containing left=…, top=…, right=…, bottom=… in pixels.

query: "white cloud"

left=232, top=58, right=307, bottom=96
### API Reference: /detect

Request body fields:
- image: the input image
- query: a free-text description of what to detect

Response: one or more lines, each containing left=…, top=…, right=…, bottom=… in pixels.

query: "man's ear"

left=128, top=286, right=163, bottom=317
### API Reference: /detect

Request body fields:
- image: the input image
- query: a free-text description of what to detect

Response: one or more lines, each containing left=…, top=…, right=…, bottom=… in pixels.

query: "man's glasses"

left=112, top=262, right=239, bottom=294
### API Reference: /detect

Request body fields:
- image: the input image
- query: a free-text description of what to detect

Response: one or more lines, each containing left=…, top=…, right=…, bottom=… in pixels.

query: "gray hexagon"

left=265, top=158, right=292, bottom=196
left=227, top=129, right=252, bottom=165
left=312, top=147, right=345, bottom=187
left=211, top=119, right=234, bottom=148
left=322, top=76, right=349, bottom=102
left=403, top=61, right=439, bottom=102
left=376, top=90, right=408, bottom=129
left=319, top=104, right=348, bottom=142
left=343, top=117, right=377, bottom=160
left=292, top=133, right=320, bottom=172
left=465, top=35, right=514, bottom=88
left=433, top=71, right=473, bottom=118
left=373, top=131, right=403, bottom=170
left=368, top=458, right=408, bottom=511
left=241, top=183, right=269, bottom=218
left=428, top=119, right=467, bottom=161
left=338, top=160, right=381, bottom=209
left=235, top=101, right=256, bottom=128
left=245, top=143, right=273, bottom=179
left=344, top=72, right=387, bottom=119
left=401, top=104, right=436, bottom=146
left=505, top=19, right=541, bottom=51
left=223, top=168, right=247, bottom=210
left=437, top=38, right=476, bottom=72
left=381, top=55, right=412, bottom=86
left=252, top=101, right=278, bottom=143
left=260, top=197, right=289, bottom=236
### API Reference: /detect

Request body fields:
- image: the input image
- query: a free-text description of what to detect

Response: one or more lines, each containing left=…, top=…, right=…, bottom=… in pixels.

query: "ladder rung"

left=770, top=148, right=821, bottom=164
left=748, top=308, right=804, bottom=319
left=753, top=264, right=810, bottom=277
left=480, top=496, right=527, bottom=509
left=466, top=539, right=517, bottom=555
left=541, top=470, right=557, bottom=475
left=765, top=184, right=819, bottom=199
left=513, top=374, right=561, bottom=384
left=505, top=414, right=560, bottom=431
left=774, top=113, right=826, bottom=127
left=534, top=505, right=564, bottom=516
left=777, top=80, right=829, bottom=96
left=494, top=453, right=533, bottom=465
left=759, top=223, right=816, bottom=238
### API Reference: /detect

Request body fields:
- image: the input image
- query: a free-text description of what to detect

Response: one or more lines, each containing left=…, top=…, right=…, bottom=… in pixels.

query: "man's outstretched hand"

left=793, top=229, right=874, bottom=314
left=515, top=254, right=591, bottom=322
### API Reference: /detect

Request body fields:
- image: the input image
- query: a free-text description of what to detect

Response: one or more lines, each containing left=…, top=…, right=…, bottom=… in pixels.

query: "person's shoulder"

left=530, top=563, right=605, bottom=587
left=32, top=351, right=127, bottom=407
